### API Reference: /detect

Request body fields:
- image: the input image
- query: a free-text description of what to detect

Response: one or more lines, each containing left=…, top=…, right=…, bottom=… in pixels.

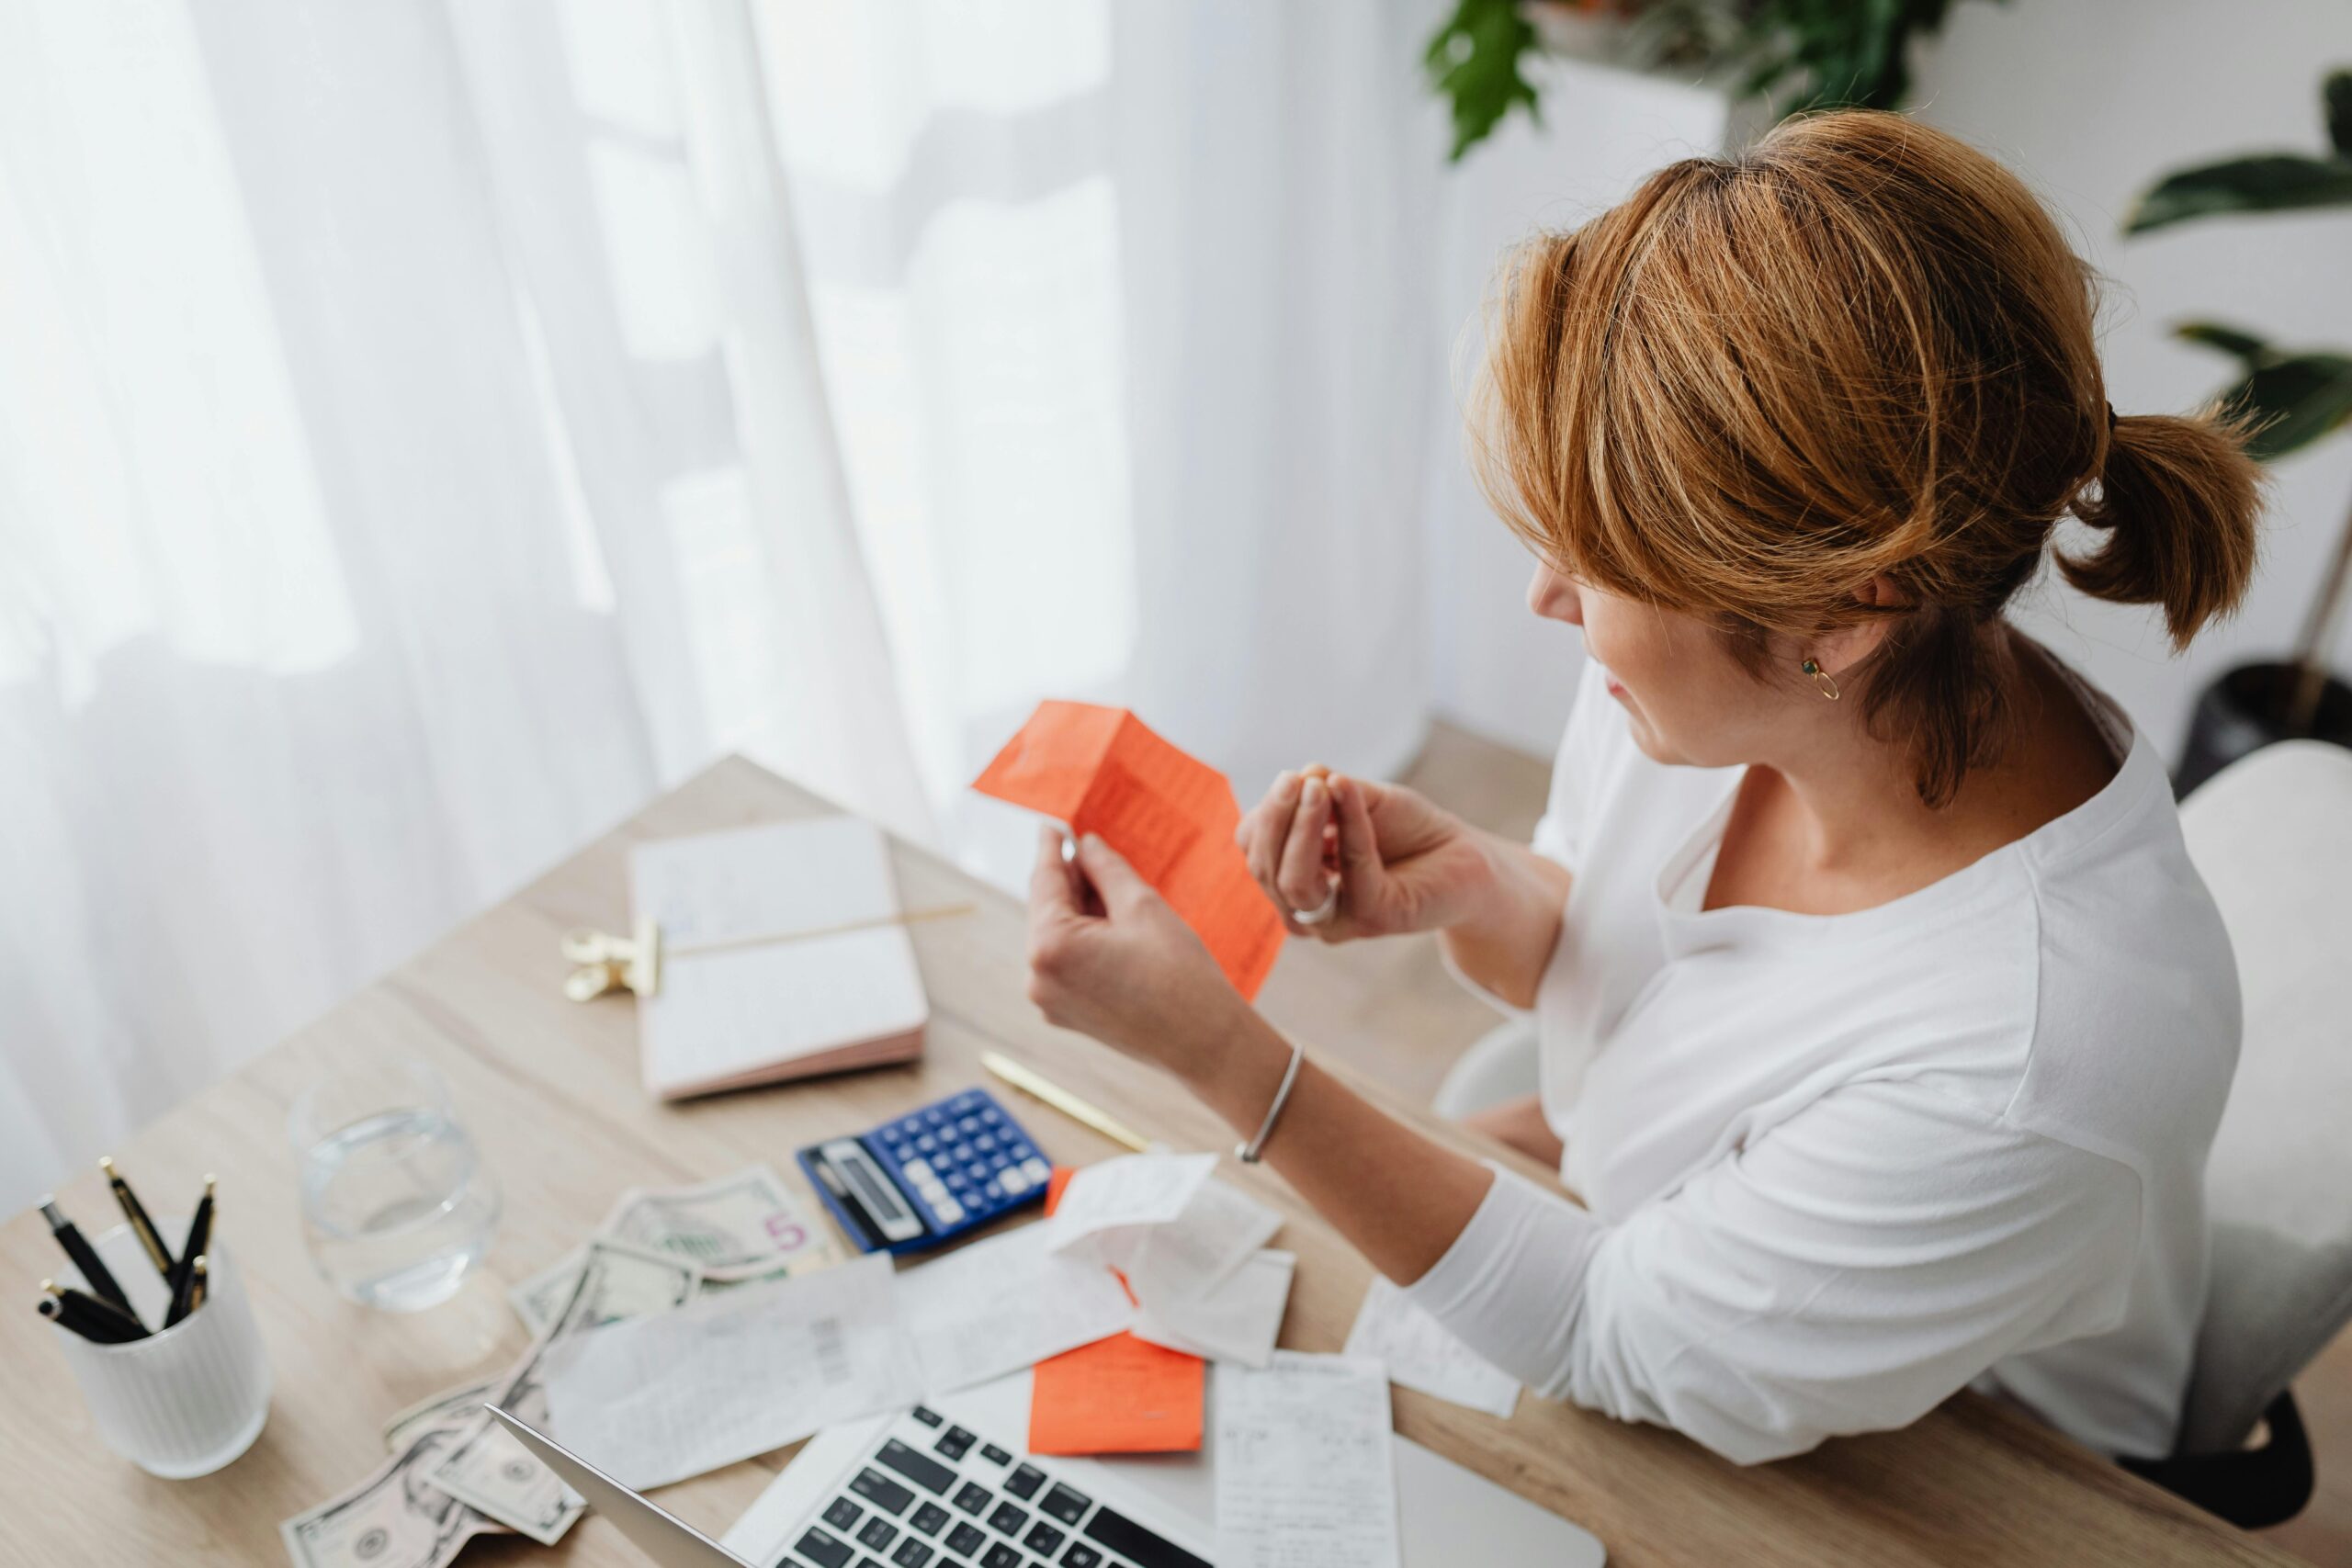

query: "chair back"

left=2176, top=740, right=2352, bottom=1456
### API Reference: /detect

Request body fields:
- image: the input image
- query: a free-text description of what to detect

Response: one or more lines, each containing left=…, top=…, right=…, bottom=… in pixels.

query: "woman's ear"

left=1808, top=575, right=1908, bottom=675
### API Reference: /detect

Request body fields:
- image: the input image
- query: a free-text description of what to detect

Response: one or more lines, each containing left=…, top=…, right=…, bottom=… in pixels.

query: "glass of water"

left=289, top=1057, right=500, bottom=1312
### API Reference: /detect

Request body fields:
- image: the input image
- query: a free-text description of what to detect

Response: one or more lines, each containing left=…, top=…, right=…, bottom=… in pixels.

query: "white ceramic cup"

left=49, top=1219, right=272, bottom=1478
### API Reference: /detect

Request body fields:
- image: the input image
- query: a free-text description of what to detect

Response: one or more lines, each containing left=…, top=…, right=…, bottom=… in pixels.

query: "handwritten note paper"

left=899, top=1224, right=1135, bottom=1393
left=974, top=701, right=1285, bottom=998
left=540, top=1254, right=918, bottom=1489
left=1029, top=1332, right=1205, bottom=1455
left=1215, top=1353, right=1401, bottom=1568
left=1343, top=1276, right=1521, bottom=1420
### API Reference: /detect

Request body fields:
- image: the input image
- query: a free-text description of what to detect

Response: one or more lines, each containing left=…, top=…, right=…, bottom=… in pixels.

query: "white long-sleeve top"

left=1408, top=659, right=2239, bottom=1464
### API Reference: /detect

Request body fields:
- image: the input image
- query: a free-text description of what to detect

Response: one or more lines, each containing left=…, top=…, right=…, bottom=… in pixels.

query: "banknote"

left=379, top=1377, right=502, bottom=1458
left=281, top=1427, right=500, bottom=1568
left=426, top=1242, right=693, bottom=1543
left=601, top=1164, right=842, bottom=1281
left=508, top=1236, right=707, bottom=1337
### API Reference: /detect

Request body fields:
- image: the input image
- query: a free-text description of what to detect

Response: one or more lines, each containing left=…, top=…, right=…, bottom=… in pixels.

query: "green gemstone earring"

left=1801, top=659, right=1840, bottom=701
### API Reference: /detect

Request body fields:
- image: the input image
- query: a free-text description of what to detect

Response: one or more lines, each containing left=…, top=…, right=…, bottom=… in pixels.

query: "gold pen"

left=185, top=1256, right=209, bottom=1317
left=980, top=1050, right=1150, bottom=1154
left=99, top=1156, right=174, bottom=1279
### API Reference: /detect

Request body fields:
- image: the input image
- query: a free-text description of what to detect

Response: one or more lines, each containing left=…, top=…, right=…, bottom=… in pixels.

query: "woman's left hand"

left=1023, top=826, right=1251, bottom=1086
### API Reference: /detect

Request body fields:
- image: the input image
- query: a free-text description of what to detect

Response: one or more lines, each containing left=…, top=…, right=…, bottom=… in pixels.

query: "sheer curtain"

left=0, top=0, right=1444, bottom=1209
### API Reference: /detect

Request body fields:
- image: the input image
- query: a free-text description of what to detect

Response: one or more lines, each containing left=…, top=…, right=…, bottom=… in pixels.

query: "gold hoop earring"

left=1801, top=658, right=1840, bottom=701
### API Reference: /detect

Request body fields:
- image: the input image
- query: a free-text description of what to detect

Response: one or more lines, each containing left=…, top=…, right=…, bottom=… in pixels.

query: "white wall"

left=1912, top=0, right=2352, bottom=759
left=1420, top=55, right=1739, bottom=758
left=1423, top=6, right=2352, bottom=764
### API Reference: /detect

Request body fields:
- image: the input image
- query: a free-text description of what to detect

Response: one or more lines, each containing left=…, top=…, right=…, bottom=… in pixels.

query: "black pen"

left=185, top=1256, right=209, bottom=1318
left=39, top=1197, right=137, bottom=1319
left=99, top=1156, right=173, bottom=1279
left=40, top=1280, right=149, bottom=1344
left=164, top=1179, right=215, bottom=1328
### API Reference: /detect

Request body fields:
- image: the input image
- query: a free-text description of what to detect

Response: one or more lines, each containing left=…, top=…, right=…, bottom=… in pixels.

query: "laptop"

left=492, top=1368, right=1605, bottom=1567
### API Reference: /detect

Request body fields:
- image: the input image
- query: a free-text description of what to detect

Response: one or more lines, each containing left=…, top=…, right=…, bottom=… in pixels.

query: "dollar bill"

left=600, top=1164, right=842, bottom=1281
left=508, top=1236, right=707, bottom=1337
left=281, top=1427, right=500, bottom=1568
left=426, top=1241, right=694, bottom=1543
left=380, top=1377, right=503, bottom=1460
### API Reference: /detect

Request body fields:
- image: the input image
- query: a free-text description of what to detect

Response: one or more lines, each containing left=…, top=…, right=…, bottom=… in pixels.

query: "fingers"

left=1333, top=774, right=1379, bottom=877
left=1029, top=825, right=1080, bottom=918
left=1277, top=773, right=1337, bottom=913
left=1072, top=832, right=1148, bottom=911
left=1242, top=769, right=1306, bottom=899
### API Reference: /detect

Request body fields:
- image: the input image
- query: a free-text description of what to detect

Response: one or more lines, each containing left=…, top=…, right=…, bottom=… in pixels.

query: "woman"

left=1023, top=111, right=2260, bottom=1464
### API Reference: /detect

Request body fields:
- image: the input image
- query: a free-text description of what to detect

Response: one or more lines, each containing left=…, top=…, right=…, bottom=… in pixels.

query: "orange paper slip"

left=1029, top=1332, right=1205, bottom=1456
left=973, top=701, right=1285, bottom=998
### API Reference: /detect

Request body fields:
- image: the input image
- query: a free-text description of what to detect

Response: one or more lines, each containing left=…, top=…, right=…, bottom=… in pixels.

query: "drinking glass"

left=289, top=1057, right=500, bottom=1311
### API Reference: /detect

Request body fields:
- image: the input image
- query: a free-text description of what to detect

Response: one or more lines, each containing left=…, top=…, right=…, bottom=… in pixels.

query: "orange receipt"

left=1029, top=1166, right=1205, bottom=1456
left=974, top=701, right=1285, bottom=998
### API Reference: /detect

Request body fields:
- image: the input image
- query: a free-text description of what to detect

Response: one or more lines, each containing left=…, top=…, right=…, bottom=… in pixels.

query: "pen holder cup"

left=50, top=1222, right=272, bottom=1478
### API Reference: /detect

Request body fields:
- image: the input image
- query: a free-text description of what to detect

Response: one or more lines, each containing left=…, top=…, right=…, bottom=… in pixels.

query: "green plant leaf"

left=1424, top=0, right=1542, bottom=163
left=2217, top=352, right=2352, bottom=462
left=2125, top=153, right=2352, bottom=232
left=2325, top=68, right=2352, bottom=157
left=2174, top=321, right=2271, bottom=361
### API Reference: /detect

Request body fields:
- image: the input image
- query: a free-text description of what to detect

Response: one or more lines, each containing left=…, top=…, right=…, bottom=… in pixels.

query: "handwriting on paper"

left=1216, top=1352, right=1401, bottom=1568
left=974, top=701, right=1285, bottom=998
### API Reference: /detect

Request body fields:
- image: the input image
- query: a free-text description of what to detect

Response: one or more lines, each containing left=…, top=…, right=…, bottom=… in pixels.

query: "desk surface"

left=0, top=758, right=2301, bottom=1566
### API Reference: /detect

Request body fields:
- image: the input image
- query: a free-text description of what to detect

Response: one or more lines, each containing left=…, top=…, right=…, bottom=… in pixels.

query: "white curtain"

left=0, top=0, right=1444, bottom=1210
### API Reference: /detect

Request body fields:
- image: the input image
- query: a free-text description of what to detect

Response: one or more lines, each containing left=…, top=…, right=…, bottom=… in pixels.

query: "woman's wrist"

left=1182, top=1007, right=1298, bottom=1132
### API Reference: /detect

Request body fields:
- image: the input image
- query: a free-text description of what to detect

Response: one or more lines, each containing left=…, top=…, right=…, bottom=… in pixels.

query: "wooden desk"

left=0, top=758, right=2302, bottom=1566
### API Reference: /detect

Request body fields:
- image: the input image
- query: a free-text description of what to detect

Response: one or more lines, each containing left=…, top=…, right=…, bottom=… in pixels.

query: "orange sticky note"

left=1029, top=1332, right=1206, bottom=1456
left=975, top=701, right=1285, bottom=998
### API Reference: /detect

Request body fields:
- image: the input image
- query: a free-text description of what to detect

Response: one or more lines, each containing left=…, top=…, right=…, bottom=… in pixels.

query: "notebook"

left=628, top=817, right=928, bottom=1100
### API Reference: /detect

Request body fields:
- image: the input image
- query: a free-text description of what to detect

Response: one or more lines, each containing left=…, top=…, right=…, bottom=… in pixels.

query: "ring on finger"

left=1292, top=881, right=1340, bottom=927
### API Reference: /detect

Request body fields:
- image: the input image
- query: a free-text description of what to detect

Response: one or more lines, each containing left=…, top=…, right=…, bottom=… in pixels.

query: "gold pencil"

left=980, top=1051, right=1150, bottom=1154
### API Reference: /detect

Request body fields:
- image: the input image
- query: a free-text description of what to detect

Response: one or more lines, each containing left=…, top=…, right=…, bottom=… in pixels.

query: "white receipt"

left=1126, top=1178, right=1283, bottom=1309
left=1132, top=1248, right=1294, bottom=1369
left=899, top=1224, right=1134, bottom=1393
left=1215, top=1352, right=1401, bottom=1568
left=540, top=1254, right=918, bottom=1490
left=1344, top=1275, right=1521, bottom=1420
left=1040, top=1152, right=1217, bottom=1265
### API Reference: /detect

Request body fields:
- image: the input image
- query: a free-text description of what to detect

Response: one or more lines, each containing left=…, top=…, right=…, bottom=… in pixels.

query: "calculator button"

left=998, top=1168, right=1028, bottom=1196
left=935, top=1425, right=976, bottom=1461
left=1023, top=1158, right=1052, bottom=1184
left=959, top=1116, right=980, bottom=1133
left=795, top=1527, right=855, bottom=1568
left=1004, top=1463, right=1046, bottom=1500
left=947, top=1521, right=988, bottom=1557
left=988, top=1501, right=1029, bottom=1536
left=824, top=1496, right=865, bottom=1531
left=978, top=1103, right=1001, bottom=1122
left=910, top=1502, right=950, bottom=1537
left=933, top=1197, right=965, bottom=1224
left=910, top=1406, right=944, bottom=1427
left=975, top=1134, right=996, bottom=1152
left=1023, top=1521, right=1066, bottom=1555
left=978, top=1442, right=1012, bottom=1466
left=857, top=1517, right=899, bottom=1551
left=953, top=1482, right=991, bottom=1515
left=916, top=1134, right=938, bottom=1152
left=1037, top=1483, right=1091, bottom=1526
left=983, top=1182, right=1003, bottom=1201
left=902, top=1158, right=934, bottom=1183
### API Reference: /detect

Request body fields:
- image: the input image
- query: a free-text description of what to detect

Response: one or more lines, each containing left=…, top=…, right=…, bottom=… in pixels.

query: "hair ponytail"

left=2061, top=410, right=2264, bottom=649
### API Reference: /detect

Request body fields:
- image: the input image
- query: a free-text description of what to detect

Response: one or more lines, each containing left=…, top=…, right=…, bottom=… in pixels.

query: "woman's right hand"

left=1237, top=768, right=1496, bottom=942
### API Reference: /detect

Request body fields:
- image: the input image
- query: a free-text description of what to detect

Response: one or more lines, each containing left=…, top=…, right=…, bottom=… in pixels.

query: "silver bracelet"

left=1236, top=1040, right=1306, bottom=1164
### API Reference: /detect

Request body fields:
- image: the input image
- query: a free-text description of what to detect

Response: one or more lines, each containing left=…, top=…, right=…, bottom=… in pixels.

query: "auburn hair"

left=1469, top=110, right=2263, bottom=806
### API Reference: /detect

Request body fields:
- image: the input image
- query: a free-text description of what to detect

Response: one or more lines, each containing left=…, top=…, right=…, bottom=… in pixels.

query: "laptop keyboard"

left=777, top=1405, right=1211, bottom=1568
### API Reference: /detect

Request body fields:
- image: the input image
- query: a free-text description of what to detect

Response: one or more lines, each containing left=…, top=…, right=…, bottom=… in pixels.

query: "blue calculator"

left=796, top=1088, right=1053, bottom=1256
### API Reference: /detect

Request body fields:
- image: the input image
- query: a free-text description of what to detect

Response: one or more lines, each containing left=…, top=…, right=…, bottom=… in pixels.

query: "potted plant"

left=2126, top=71, right=2352, bottom=794
left=1423, top=0, right=2002, bottom=162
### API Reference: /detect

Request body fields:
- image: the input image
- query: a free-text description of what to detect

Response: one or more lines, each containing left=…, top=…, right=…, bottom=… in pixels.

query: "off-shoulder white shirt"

left=1408, top=659, right=2238, bottom=1463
